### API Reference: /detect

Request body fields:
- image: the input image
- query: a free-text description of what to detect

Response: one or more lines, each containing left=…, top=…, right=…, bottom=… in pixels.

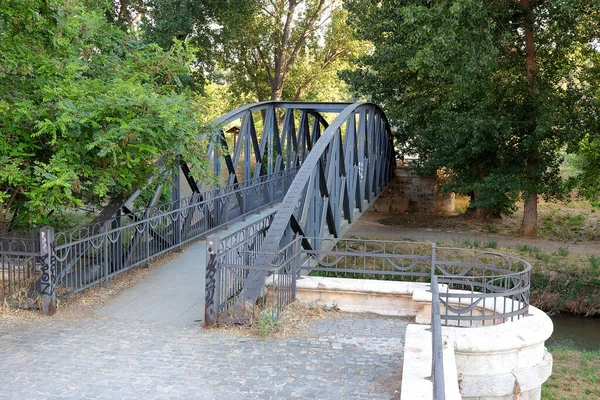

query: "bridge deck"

left=98, top=206, right=281, bottom=325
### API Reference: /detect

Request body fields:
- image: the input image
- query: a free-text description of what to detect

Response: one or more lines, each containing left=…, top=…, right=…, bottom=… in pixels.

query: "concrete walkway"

left=98, top=207, right=279, bottom=325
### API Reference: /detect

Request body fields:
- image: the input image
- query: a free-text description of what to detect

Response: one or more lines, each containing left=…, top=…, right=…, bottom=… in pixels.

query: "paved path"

left=0, top=313, right=408, bottom=399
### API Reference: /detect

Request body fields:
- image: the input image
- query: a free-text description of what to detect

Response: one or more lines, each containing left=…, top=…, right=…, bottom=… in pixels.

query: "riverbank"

left=544, top=345, right=600, bottom=399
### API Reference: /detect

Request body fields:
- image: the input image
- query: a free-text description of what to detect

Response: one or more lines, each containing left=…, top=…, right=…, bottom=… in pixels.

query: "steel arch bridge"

left=103, top=101, right=394, bottom=245
left=206, top=101, right=396, bottom=303
left=135, top=101, right=395, bottom=302
left=41, top=101, right=394, bottom=312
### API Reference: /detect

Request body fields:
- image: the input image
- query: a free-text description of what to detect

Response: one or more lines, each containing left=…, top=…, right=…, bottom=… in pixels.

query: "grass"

left=589, top=255, right=600, bottom=273
left=543, top=345, right=600, bottom=400
left=483, top=223, right=499, bottom=233
left=484, top=239, right=498, bottom=249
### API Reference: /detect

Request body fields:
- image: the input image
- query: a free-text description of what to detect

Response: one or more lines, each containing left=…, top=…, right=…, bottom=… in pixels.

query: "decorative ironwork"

left=297, top=240, right=531, bottom=326
left=52, top=171, right=293, bottom=299
left=0, top=236, right=40, bottom=308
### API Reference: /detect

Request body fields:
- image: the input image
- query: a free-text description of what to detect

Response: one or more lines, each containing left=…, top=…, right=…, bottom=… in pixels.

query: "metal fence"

left=204, top=210, right=303, bottom=326
left=206, top=236, right=531, bottom=329
left=301, top=237, right=433, bottom=281
left=1, top=169, right=297, bottom=311
left=0, top=236, right=40, bottom=308
left=300, top=238, right=531, bottom=326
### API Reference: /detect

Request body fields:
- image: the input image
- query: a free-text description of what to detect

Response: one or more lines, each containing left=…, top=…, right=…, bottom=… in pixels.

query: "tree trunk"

left=464, top=191, right=501, bottom=221
left=520, top=0, right=539, bottom=236
left=271, top=84, right=283, bottom=101
left=521, top=191, right=538, bottom=236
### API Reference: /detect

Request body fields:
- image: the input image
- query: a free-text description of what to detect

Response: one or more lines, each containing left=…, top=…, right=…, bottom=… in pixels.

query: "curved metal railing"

left=299, top=237, right=531, bottom=326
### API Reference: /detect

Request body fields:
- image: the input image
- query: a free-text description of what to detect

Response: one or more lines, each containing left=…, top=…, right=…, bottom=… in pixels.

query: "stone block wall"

left=371, top=166, right=455, bottom=214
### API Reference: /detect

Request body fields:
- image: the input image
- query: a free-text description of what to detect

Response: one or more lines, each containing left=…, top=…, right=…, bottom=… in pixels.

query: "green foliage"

left=544, top=345, right=600, bottom=399
left=515, top=244, right=550, bottom=262
left=343, top=0, right=600, bottom=220
left=531, top=272, right=600, bottom=316
left=0, top=0, right=210, bottom=226
left=571, top=136, right=600, bottom=204
left=255, top=309, right=278, bottom=338
left=145, top=0, right=365, bottom=103
left=483, top=223, right=498, bottom=233
left=556, top=247, right=570, bottom=258
left=484, top=240, right=498, bottom=249
left=590, top=255, right=600, bottom=274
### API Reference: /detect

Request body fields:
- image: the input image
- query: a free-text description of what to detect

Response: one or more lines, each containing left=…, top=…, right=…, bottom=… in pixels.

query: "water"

left=548, top=313, right=600, bottom=351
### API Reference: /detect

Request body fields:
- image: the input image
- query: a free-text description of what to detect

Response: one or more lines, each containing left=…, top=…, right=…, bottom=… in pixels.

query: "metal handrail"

left=431, top=276, right=446, bottom=400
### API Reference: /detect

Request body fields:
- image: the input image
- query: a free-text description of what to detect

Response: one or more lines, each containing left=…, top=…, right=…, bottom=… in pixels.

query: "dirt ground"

left=346, top=201, right=600, bottom=257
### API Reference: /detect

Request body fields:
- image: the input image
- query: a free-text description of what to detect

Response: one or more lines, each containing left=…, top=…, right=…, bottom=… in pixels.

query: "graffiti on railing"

left=204, top=237, right=219, bottom=326
left=39, top=226, right=57, bottom=315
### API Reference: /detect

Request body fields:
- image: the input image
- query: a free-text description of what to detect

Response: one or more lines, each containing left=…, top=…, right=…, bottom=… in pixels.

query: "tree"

left=344, top=0, right=600, bottom=235
left=144, top=0, right=364, bottom=103
left=0, top=0, right=210, bottom=227
left=571, top=136, right=600, bottom=205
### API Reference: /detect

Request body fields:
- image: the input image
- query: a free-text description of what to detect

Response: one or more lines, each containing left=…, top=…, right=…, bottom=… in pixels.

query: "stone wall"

left=371, top=166, right=455, bottom=214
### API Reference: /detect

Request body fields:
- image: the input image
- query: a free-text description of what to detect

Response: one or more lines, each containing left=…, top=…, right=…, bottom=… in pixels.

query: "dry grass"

left=543, top=346, right=600, bottom=399
left=210, top=301, right=340, bottom=339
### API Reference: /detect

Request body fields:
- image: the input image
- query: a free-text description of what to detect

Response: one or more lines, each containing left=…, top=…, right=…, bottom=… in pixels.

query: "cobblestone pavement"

left=0, top=313, right=408, bottom=400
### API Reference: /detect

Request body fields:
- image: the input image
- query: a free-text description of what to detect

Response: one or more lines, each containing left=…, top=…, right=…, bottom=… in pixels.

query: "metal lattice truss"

left=105, top=102, right=343, bottom=224
left=57, top=102, right=339, bottom=285
left=242, top=102, right=395, bottom=302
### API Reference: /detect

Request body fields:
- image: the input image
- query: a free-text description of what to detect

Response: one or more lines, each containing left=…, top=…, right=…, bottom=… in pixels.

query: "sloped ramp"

left=98, top=207, right=279, bottom=325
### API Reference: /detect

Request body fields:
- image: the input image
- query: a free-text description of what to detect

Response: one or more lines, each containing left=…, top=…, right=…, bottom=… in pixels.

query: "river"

left=548, top=313, right=600, bottom=351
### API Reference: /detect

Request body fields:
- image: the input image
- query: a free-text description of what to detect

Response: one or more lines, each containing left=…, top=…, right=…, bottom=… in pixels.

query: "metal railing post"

left=430, top=275, right=446, bottom=400
left=144, top=221, right=150, bottom=267
left=103, top=221, right=110, bottom=288
left=39, top=226, right=56, bottom=315
left=291, top=239, right=300, bottom=300
left=431, top=242, right=437, bottom=282
left=205, top=234, right=220, bottom=327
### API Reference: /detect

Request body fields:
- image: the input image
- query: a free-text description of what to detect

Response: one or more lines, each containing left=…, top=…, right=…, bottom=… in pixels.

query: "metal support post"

left=431, top=243, right=437, bottom=283
left=39, top=226, right=56, bottom=315
left=103, top=221, right=110, bottom=288
left=205, top=235, right=220, bottom=327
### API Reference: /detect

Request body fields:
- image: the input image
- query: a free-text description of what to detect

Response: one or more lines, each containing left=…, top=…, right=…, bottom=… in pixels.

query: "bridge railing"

left=302, top=238, right=531, bottom=326
left=207, top=233, right=531, bottom=328
left=0, top=169, right=297, bottom=311
left=205, top=229, right=302, bottom=326
left=0, top=236, right=40, bottom=308
left=52, top=169, right=296, bottom=300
